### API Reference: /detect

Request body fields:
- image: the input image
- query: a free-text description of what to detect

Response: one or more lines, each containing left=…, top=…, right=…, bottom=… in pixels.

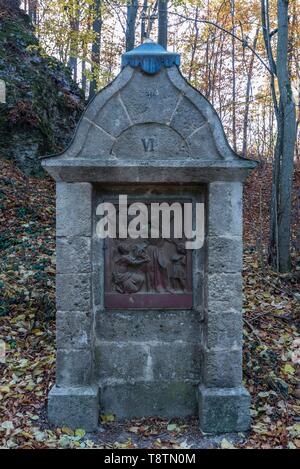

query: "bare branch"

left=270, top=28, right=278, bottom=38
left=169, top=11, right=272, bottom=75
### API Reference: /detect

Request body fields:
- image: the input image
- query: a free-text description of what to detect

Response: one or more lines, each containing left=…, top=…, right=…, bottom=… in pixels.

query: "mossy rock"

left=0, top=4, right=84, bottom=176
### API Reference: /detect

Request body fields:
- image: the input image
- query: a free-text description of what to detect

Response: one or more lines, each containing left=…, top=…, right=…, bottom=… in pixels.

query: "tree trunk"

left=82, top=59, right=87, bottom=98
left=290, top=0, right=300, bottom=162
left=68, top=1, right=80, bottom=82
left=126, top=0, right=138, bottom=52
left=188, top=6, right=199, bottom=82
left=141, top=0, right=148, bottom=41
left=148, top=0, right=158, bottom=38
left=267, top=0, right=296, bottom=272
left=261, top=0, right=278, bottom=113
left=158, top=0, right=168, bottom=49
left=28, top=0, right=37, bottom=24
left=230, top=0, right=237, bottom=152
left=209, top=28, right=217, bottom=105
left=242, top=27, right=259, bottom=157
left=275, top=0, right=296, bottom=271
left=217, top=33, right=225, bottom=119
left=89, top=0, right=102, bottom=100
left=204, top=0, right=211, bottom=99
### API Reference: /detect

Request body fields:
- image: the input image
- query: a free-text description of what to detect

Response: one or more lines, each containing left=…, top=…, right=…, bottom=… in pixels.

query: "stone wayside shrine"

left=42, top=42, right=257, bottom=433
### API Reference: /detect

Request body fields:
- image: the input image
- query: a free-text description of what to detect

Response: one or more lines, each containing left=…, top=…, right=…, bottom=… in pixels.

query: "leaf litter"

left=0, top=160, right=299, bottom=448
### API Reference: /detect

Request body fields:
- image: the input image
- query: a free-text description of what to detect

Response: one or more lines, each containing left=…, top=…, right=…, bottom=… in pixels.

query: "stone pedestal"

left=198, top=386, right=250, bottom=433
left=42, top=42, right=257, bottom=433
left=198, top=181, right=250, bottom=433
left=48, top=386, right=99, bottom=431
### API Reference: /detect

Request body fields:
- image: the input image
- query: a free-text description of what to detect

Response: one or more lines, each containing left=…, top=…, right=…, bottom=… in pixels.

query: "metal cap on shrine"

left=121, top=40, right=180, bottom=75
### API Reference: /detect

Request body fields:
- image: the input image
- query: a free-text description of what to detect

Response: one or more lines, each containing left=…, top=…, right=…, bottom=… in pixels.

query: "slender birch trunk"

left=126, top=0, right=138, bottom=51
left=89, top=0, right=102, bottom=100
left=243, top=27, right=259, bottom=157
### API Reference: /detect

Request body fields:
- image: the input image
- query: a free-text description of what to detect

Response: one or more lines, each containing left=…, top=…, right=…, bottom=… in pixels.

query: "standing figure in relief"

left=145, top=239, right=169, bottom=293
left=170, top=243, right=187, bottom=291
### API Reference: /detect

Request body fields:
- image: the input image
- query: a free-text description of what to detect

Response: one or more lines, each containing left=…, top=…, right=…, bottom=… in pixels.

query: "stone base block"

left=198, top=385, right=250, bottom=433
left=100, top=381, right=198, bottom=418
left=48, top=385, right=99, bottom=431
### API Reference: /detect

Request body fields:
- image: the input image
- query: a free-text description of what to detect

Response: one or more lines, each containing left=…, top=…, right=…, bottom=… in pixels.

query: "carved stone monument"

left=42, top=42, right=257, bottom=433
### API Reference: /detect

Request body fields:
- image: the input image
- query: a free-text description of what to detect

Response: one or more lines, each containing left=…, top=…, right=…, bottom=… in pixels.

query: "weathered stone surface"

left=56, top=237, right=91, bottom=274
left=84, top=66, right=134, bottom=123
left=198, top=386, right=251, bottom=433
left=193, top=272, right=204, bottom=309
left=204, top=272, right=243, bottom=311
left=208, top=181, right=243, bottom=237
left=207, top=236, right=243, bottom=273
left=187, top=125, right=221, bottom=160
left=56, top=274, right=91, bottom=312
left=56, top=349, right=92, bottom=386
left=94, top=94, right=131, bottom=138
left=56, top=67, right=134, bottom=161
left=151, top=342, right=202, bottom=381
left=203, top=311, right=243, bottom=349
left=44, top=162, right=254, bottom=185
left=203, top=349, right=242, bottom=388
left=95, top=342, right=150, bottom=382
left=120, top=69, right=180, bottom=125
left=95, top=310, right=202, bottom=342
left=48, top=385, right=99, bottom=431
left=78, top=120, right=115, bottom=158
left=100, top=381, right=198, bottom=418
left=42, top=60, right=257, bottom=176
left=95, top=341, right=202, bottom=383
left=56, top=311, right=92, bottom=349
left=56, top=183, right=92, bottom=237
left=92, top=268, right=104, bottom=308
left=170, top=96, right=206, bottom=138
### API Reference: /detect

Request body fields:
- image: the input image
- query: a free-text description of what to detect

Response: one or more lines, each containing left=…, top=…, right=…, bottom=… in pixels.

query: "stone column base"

left=198, top=385, right=250, bottom=433
left=48, top=385, right=99, bottom=431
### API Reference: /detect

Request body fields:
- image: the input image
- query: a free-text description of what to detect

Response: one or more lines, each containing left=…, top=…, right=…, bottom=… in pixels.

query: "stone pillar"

left=48, top=183, right=99, bottom=431
left=198, top=181, right=250, bottom=433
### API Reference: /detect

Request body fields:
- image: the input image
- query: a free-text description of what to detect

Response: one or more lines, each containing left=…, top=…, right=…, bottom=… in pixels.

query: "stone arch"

left=111, top=122, right=191, bottom=159
left=53, top=65, right=239, bottom=162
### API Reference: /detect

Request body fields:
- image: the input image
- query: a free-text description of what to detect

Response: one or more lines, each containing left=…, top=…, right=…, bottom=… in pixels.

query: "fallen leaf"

left=221, top=438, right=236, bottom=449
left=100, top=414, right=115, bottom=423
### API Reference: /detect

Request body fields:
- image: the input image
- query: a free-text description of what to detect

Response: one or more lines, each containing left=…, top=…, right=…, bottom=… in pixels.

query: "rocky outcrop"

left=0, top=1, right=84, bottom=175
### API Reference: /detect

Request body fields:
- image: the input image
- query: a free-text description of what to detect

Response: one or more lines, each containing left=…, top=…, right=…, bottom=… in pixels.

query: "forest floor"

left=0, top=158, right=299, bottom=449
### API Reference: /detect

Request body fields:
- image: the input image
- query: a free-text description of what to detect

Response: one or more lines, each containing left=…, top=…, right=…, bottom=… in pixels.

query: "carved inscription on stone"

left=111, top=123, right=190, bottom=159
left=142, top=137, right=156, bottom=152
left=104, top=200, right=193, bottom=309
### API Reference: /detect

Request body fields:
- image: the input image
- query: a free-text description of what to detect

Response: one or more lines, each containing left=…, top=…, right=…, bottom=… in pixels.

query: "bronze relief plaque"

left=104, top=200, right=193, bottom=309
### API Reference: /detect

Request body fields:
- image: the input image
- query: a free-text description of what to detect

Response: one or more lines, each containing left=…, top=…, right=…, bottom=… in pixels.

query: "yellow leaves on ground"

left=0, top=385, right=10, bottom=393
left=220, top=438, right=236, bottom=449
left=282, top=364, right=296, bottom=376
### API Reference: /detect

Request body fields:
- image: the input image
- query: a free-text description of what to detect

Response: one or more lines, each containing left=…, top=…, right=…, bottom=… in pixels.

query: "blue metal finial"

left=121, top=41, right=180, bottom=74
